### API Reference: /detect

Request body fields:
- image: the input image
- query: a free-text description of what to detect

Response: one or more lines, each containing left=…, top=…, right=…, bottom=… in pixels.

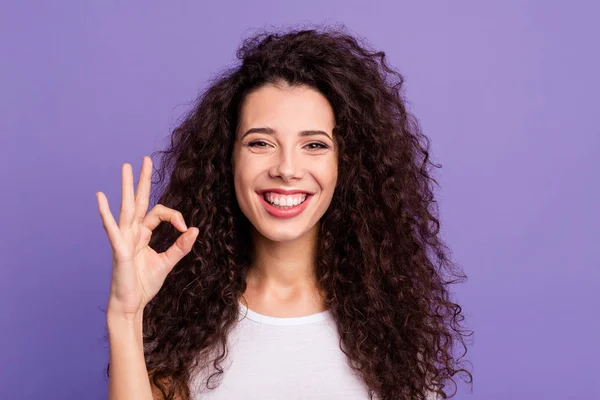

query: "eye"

left=305, top=142, right=329, bottom=150
left=247, top=140, right=271, bottom=148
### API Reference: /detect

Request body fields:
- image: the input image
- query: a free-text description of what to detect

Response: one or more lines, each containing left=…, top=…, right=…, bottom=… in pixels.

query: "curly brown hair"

left=104, top=24, right=473, bottom=400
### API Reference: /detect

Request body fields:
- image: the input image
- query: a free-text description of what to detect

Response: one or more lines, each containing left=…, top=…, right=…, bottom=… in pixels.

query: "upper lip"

left=256, top=188, right=314, bottom=195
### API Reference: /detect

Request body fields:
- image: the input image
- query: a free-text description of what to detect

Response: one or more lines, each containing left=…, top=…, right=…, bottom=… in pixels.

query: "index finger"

left=133, top=156, right=152, bottom=223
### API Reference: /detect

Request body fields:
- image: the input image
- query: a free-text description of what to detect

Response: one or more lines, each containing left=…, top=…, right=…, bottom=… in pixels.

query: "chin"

left=256, top=225, right=310, bottom=243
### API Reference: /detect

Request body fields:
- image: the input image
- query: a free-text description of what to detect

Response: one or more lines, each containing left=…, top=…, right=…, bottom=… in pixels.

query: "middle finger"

left=133, top=156, right=152, bottom=223
left=118, top=162, right=136, bottom=228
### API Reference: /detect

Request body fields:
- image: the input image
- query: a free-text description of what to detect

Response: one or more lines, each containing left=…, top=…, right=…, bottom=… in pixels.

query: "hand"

left=96, top=156, right=199, bottom=320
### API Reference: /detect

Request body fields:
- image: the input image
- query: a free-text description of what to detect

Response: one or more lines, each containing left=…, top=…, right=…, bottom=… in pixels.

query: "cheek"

left=233, top=159, right=261, bottom=203
left=233, top=164, right=247, bottom=200
left=319, top=159, right=338, bottom=192
left=234, top=170, right=250, bottom=200
left=233, top=153, right=250, bottom=184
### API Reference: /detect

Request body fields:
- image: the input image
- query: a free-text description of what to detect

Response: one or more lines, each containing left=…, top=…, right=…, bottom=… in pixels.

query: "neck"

left=242, top=225, right=326, bottom=316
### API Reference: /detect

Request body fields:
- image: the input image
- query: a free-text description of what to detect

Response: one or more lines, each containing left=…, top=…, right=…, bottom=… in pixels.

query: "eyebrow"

left=241, top=127, right=333, bottom=141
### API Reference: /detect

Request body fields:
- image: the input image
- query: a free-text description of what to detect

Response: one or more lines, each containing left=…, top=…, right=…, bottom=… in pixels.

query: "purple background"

left=2, top=1, right=598, bottom=399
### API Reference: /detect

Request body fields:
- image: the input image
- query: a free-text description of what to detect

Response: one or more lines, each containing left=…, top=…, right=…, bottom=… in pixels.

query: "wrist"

left=106, top=306, right=144, bottom=328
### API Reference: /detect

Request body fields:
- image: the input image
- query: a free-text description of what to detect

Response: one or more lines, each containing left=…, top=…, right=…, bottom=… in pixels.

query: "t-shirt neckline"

left=238, top=301, right=331, bottom=326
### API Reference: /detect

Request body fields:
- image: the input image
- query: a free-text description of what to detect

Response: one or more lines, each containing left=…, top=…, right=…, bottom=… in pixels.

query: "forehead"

left=238, top=83, right=335, bottom=132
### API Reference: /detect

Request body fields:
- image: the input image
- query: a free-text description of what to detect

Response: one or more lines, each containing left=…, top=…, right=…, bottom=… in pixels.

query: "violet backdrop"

left=1, top=1, right=598, bottom=399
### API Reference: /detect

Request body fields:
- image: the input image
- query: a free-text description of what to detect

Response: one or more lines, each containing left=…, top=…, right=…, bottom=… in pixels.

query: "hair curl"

left=105, top=24, right=473, bottom=400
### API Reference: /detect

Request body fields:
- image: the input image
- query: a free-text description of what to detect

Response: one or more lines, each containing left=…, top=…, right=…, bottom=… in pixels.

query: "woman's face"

left=232, top=82, right=338, bottom=243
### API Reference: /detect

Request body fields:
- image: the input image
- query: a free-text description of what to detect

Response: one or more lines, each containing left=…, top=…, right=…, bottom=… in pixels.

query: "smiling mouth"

left=256, top=190, right=314, bottom=218
left=262, top=192, right=308, bottom=208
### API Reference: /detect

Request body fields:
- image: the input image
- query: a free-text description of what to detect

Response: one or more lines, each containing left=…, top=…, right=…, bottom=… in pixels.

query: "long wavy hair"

left=105, top=25, right=473, bottom=400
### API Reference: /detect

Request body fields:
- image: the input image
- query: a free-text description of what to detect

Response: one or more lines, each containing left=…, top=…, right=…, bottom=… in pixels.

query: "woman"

left=96, top=26, right=472, bottom=400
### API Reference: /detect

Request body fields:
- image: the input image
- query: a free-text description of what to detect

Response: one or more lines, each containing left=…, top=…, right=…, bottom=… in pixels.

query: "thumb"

left=180, top=227, right=199, bottom=255
left=186, top=227, right=200, bottom=247
left=162, top=227, right=200, bottom=270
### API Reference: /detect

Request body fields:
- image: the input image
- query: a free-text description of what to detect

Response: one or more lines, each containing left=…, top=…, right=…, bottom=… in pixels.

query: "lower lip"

left=257, top=193, right=313, bottom=219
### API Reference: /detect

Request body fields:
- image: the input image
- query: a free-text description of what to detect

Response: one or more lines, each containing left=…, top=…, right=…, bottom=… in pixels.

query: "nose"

left=269, top=149, right=303, bottom=182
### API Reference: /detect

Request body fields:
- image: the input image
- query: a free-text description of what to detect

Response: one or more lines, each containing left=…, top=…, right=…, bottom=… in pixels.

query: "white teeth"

left=263, top=192, right=308, bottom=207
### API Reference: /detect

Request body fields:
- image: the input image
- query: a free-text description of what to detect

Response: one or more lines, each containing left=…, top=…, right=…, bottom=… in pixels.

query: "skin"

left=97, top=157, right=199, bottom=400
left=96, top=82, right=337, bottom=398
left=232, top=81, right=338, bottom=317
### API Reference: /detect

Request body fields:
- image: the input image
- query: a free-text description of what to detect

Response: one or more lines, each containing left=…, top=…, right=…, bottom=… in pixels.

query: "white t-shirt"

left=190, top=303, right=439, bottom=400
